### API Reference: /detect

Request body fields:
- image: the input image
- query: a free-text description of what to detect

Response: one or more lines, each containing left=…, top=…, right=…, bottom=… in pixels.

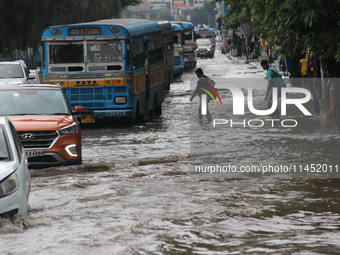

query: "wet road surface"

left=1, top=52, right=340, bottom=254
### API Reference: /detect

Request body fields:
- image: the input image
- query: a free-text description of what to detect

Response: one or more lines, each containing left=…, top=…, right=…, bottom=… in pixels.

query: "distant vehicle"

left=0, top=116, right=30, bottom=216
left=196, top=39, right=214, bottom=58
left=0, top=60, right=30, bottom=85
left=28, top=69, right=42, bottom=84
left=173, top=22, right=197, bottom=68
left=194, top=27, right=216, bottom=45
left=171, top=23, right=184, bottom=75
left=0, top=84, right=86, bottom=167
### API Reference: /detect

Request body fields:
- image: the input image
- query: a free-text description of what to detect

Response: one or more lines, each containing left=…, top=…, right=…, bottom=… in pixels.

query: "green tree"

left=216, top=0, right=340, bottom=121
left=157, top=10, right=173, bottom=21
left=0, top=0, right=141, bottom=57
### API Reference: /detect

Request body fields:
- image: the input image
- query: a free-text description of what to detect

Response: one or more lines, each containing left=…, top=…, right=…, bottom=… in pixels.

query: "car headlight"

left=59, top=122, right=78, bottom=135
left=207, top=48, right=211, bottom=51
left=114, top=96, right=127, bottom=105
left=65, top=144, right=77, bottom=157
left=0, top=172, right=19, bottom=198
left=196, top=49, right=198, bottom=51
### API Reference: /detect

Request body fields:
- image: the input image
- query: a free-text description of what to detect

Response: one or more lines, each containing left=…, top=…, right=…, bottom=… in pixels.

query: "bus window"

left=167, top=42, right=173, bottom=50
left=182, top=31, right=193, bottom=42
left=50, top=43, right=84, bottom=64
left=87, top=41, right=122, bottom=63
left=126, top=40, right=132, bottom=67
left=134, top=53, right=144, bottom=70
left=173, top=34, right=179, bottom=44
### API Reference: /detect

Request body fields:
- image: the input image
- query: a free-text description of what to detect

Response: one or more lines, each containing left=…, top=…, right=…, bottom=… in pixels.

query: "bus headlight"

left=59, top=123, right=78, bottom=135
left=0, top=172, right=19, bottom=198
left=115, top=96, right=127, bottom=104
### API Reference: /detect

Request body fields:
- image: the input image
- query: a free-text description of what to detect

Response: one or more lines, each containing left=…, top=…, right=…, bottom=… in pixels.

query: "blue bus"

left=171, top=23, right=184, bottom=75
left=173, top=22, right=197, bottom=68
left=157, top=20, right=174, bottom=92
left=41, top=19, right=173, bottom=124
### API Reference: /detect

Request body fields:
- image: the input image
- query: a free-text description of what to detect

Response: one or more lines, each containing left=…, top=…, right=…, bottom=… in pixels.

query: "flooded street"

left=1, top=52, right=340, bottom=254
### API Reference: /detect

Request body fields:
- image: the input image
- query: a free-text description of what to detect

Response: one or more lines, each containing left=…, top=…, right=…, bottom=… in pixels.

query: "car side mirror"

left=72, top=106, right=87, bottom=115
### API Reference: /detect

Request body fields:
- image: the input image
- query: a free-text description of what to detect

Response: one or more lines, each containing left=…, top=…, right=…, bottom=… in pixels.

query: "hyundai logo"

left=22, top=133, right=35, bottom=140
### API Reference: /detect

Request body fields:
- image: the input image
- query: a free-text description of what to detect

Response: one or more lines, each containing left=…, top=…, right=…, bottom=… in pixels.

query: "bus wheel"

left=130, top=104, right=141, bottom=125
left=149, top=97, right=157, bottom=120
left=156, top=104, right=162, bottom=117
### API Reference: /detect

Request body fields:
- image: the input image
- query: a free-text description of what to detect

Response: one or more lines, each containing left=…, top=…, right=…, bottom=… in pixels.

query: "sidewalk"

left=227, top=52, right=282, bottom=75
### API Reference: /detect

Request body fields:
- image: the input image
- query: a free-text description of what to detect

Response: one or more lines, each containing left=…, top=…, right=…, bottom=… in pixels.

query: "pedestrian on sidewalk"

left=308, top=51, right=323, bottom=117
left=237, top=36, right=242, bottom=58
left=248, top=38, right=255, bottom=61
left=265, top=44, right=269, bottom=57
left=261, top=59, right=280, bottom=119
left=190, top=68, right=214, bottom=123
left=299, top=55, right=309, bottom=88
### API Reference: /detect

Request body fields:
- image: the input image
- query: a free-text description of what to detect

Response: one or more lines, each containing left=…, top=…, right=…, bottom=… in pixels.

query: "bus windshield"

left=49, top=40, right=123, bottom=64
left=173, top=32, right=181, bottom=45
left=182, top=31, right=193, bottom=42
left=87, top=41, right=123, bottom=63
left=49, top=43, right=84, bottom=64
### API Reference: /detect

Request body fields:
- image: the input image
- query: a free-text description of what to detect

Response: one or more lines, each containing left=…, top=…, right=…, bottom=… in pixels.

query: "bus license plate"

left=25, top=150, right=44, bottom=158
left=81, top=114, right=95, bottom=123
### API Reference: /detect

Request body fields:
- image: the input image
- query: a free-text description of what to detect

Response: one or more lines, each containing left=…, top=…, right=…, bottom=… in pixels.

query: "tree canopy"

left=157, top=10, right=174, bottom=21
left=0, top=0, right=141, bottom=56
left=217, top=0, right=340, bottom=62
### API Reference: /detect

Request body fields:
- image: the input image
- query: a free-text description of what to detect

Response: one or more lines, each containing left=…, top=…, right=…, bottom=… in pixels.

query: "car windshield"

left=0, top=89, right=70, bottom=115
left=197, top=40, right=211, bottom=47
left=0, top=125, right=9, bottom=160
left=0, top=64, right=24, bottom=79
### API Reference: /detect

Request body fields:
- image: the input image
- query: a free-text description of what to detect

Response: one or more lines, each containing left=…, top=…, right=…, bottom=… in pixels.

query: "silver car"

left=28, top=69, right=42, bottom=84
left=0, top=117, right=30, bottom=216
left=0, top=61, right=30, bottom=85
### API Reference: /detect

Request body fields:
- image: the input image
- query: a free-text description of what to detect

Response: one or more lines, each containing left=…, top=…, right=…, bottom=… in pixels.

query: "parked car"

left=0, top=116, right=30, bottom=216
left=0, top=84, right=87, bottom=168
left=196, top=39, right=215, bottom=58
left=0, top=60, right=30, bottom=85
left=28, top=69, right=42, bottom=84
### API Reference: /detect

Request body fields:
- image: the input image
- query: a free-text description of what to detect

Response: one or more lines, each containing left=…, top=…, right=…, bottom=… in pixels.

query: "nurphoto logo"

left=199, top=82, right=222, bottom=115
left=200, top=82, right=312, bottom=127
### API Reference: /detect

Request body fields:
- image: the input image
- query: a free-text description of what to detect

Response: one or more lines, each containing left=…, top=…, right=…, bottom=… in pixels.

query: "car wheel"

left=77, top=150, right=82, bottom=165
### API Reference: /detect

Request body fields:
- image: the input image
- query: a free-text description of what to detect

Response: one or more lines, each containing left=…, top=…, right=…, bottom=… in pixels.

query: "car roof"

left=196, top=39, right=211, bottom=41
left=0, top=84, right=62, bottom=90
left=0, top=60, right=25, bottom=64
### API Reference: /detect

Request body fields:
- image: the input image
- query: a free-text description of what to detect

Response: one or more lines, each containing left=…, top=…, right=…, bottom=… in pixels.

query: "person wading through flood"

left=190, top=68, right=215, bottom=123
left=261, top=59, right=281, bottom=119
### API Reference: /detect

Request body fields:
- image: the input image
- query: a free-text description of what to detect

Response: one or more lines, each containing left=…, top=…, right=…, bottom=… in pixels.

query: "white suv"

left=0, top=60, right=30, bottom=85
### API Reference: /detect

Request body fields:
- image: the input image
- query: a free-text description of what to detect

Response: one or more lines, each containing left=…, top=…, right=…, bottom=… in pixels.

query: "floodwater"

left=1, top=52, right=340, bottom=254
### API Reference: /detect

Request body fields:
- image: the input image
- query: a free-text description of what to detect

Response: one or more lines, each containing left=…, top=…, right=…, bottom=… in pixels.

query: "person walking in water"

left=261, top=59, right=280, bottom=119
left=190, top=68, right=215, bottom=123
